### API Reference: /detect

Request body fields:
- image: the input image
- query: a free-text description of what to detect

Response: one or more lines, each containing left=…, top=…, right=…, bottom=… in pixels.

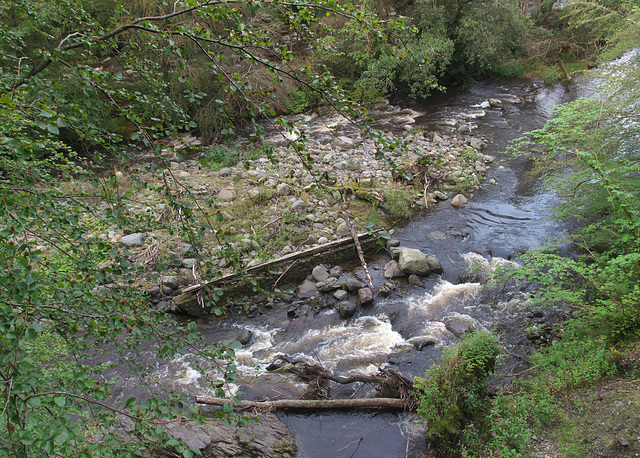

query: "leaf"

left=54, top=396, right=66, bottom=407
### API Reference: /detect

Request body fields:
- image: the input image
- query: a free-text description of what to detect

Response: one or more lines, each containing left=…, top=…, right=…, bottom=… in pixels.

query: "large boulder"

left=159, top=414, right=297, bottom=457
left=172, top=292, right=200, bottom=316
left=398, top=248, right=432, bottom=276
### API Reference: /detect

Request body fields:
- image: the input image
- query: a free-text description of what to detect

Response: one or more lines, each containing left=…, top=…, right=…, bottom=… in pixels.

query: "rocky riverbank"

left=90, top=97, right=510, bottom=315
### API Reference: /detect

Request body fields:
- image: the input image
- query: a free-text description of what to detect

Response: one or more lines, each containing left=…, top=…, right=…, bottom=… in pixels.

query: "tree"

left=0, top=1, right=409, bottom=455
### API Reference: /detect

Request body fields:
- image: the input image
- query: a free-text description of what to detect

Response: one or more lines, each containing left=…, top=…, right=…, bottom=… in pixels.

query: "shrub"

left=414, top=331, right=500, bottom=451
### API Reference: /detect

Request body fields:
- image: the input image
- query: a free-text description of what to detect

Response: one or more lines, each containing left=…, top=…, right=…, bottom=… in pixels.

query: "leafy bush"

left=414, top=331, right=500, bottom=451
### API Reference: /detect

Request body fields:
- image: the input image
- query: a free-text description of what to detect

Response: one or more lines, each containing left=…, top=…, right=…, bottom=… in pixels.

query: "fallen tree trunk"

left=195, top=396, right=406, bottom=411
left=182, top=231, right=382, bottom=294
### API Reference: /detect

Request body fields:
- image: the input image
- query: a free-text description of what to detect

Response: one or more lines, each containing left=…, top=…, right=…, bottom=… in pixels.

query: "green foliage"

left=414, top=331, right=500, bottom=451
left=0, top=0, right=415, bottom=455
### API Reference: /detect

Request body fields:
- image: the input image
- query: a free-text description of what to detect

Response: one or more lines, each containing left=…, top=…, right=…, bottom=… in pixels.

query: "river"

left=105, top=78, right=583, bottom=457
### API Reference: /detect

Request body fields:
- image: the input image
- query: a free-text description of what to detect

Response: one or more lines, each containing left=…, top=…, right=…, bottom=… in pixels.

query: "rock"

left=413, top=338, right=437, bottom=351
left=451, top=194, right=468, bottom=208
left=147, top=286, right=162, bottom=299
left=427, top=231, right=446, bottom=240
left=344, top=277, right=365, bottom=293
left=433, top=191, right=448, bottom=201
left=172, top=292, right=200, bottom=316
left=329, top=266, right=344, bottom=277
left=276, top=183, right=291, bottom=196
left=387, top=238, right=401, bottom=248
left=218, top=167, right=232, bottom=177
left=311, top=265, right=330, bottom=282
left=383, top=260, right=404, bottom=279
left=162, top=414, right=296, bottom=457
left=378, top=281, right=396, bottom=297
left=162, top=286, right=175, bottom=296
left=218, top=188, right=238, bottom=202
left=488, top=98, right=503, bottom=108
left=296, top=280, right=317, bottom=299
left=333, top=289, right=349, bottom=301
left=182, top=258, right=198, bottom=268
left=408, top=274, right=424, bottom=287
left=155, top=300, right=168, bottom=311
left=443, top=313, right=483, bottom=337
left=120, top=232, right=146, bottom=247
left=398, top=248, right=432, bottom=276
left=357, top=287, right=374, bottom=305
left=338, top=301, right=358, bottom=319
left=425, top=255, right=443, bottom=274
left=236, top=329, right=253, bottom=345
left=336, top=222, right=350, bottom=236
left=469, top=138, right=485, bottom=150
left=291, top=200, right=307, bottom=211
left=161, top=276, right=179, bottom=290
left=317, top=277, right=341, bottom=292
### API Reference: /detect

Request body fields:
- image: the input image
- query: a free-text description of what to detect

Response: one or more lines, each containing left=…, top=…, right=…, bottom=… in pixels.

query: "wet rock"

left=161, top=414, right=296, bottom=457
left=120, top=232, right=146, bottom=247
left=317, top=277, right=341, bottom=292
left=451, top=194, right=468, bottom=208
left=413, top=339, right=437, bottom=351
left=338, top=301, right=357, bottom=319
left=333, top=289, right=349, bottom=301
left=358, top=287, right=374, bottom=305
left=287, top=307, right=298, bottom=318
left=217, top=188, right=238, bottom=202
left=408, top=274, right=424, bottom=287
left=161, top=275, right=179, bottom=290
left=378, top=281, right=396, bottom=297
left=383, top=260, right=404, bottom=279
left=398, top=248, right=433, bottom=276
left=236, top=329, right=254, bottom=345
left=427, top=231, right=446, bottom=240
left=296, top=280, right=317, bottom=298
left=426, top=254, right=443, bottom=274
left=345, top=277, right=365, bottom=293
left=311, top=265, right=329, bottom=282
left=488, top=98, right=503, bottom=108
left=443, top=313, right=483, bottom=337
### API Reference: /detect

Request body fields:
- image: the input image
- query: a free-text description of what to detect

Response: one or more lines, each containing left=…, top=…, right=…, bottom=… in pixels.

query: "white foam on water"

left=407, top=280, right=481, bottom=318
left=267, top=314, right=407, bottom=375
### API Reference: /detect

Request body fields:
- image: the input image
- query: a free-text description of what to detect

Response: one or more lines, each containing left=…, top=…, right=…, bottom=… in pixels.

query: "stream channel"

left=111, top=79, right=585, bottom=456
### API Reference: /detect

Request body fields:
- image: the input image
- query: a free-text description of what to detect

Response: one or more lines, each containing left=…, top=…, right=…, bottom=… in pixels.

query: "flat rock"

left=162, top=414, right=296, bottom=457
left=344, top=277, right=365, bottom=293
left=333, top=289, right=349, bottom=301
left=316, top=277, right=341, bottom=292
left=296, top=280, right=317, bottom=299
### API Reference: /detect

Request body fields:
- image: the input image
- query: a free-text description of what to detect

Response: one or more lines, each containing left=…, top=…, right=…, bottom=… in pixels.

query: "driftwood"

left=195, top=396, right=405, bottom=411
left=182, top=231, right=382, bottom=294
left=342, top=213, right=374, bottom=290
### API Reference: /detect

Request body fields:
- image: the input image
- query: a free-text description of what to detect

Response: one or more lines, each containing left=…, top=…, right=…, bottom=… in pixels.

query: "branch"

left=195, top=396, right=406, bottom=410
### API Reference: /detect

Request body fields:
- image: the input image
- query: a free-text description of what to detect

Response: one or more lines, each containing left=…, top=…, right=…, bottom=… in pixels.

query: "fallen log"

left=195, top=396, right=406, bottom=411
left=182, top=231, right=382, bottom=294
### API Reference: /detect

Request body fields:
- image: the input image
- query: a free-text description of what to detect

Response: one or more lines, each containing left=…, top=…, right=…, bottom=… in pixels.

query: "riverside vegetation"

left=1, top=0, right=640, bottom=456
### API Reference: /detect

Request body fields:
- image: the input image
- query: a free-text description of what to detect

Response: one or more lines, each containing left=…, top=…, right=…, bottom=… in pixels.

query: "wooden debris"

left=195, top=396, right=406, bottom=411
